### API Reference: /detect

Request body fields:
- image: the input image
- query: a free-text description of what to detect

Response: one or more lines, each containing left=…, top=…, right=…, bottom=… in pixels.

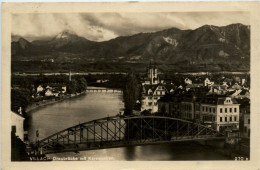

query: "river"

left=26, top=91, right=231, bottom=160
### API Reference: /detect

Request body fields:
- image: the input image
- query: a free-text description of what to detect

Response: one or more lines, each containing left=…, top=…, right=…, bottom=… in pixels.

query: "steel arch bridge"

left=37, top=115, right=225, bottom=154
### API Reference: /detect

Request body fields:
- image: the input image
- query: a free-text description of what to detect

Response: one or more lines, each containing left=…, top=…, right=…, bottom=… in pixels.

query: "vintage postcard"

left=1, top=2, right=260, bottom=170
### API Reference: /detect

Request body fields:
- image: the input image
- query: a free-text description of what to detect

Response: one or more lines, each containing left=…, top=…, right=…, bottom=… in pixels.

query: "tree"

left=76, top=77, right=87, bottom=93
left=68, top=79, right=78, bottom=94
left=11, top=89, right=32, bottom=113
left=123, top=72, right=140, bottom=115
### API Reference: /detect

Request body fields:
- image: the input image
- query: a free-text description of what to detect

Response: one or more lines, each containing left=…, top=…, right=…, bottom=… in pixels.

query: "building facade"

left=141, top=63, right=175, bottom=113
left=158, top=94, right=240, bottom=132
left=11, top=111, right=25, bottom=141
left=199, top=96, right=240, bottom=132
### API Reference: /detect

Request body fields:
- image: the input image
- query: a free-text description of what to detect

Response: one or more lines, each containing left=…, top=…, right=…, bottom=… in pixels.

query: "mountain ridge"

left=11, top=23, right=250, bottom=72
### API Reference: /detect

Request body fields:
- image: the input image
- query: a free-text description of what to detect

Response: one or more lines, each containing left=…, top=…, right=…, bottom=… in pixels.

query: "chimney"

left=18, top=107, right=22, bottom=115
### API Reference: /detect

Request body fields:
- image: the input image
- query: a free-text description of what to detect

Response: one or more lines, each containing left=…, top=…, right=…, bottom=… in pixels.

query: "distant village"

left=140, top=63, right=250, bottom=138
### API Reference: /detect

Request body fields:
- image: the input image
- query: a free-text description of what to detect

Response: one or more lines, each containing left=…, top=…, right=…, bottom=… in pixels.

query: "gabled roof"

left=200, top=95, right=239, bottom=105
left=12, top=111, right=25, bottom=118
left=142, top=84, right=175, bottom=95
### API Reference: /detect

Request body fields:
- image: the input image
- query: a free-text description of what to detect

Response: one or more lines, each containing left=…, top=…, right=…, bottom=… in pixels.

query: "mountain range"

left=11, top=23, right=250, bottom=72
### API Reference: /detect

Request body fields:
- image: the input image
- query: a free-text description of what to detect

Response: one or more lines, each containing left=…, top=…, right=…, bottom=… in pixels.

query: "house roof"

left=143, top=84, right=175, bottom=95
left=200, top=95, right=239, bottom=105
left=12, top=111, right=25, bottom=118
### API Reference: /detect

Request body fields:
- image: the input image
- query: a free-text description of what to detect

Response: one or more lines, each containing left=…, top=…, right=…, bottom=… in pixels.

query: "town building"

left=45, top=88, right=53, bottom=96
left=37, top=85, right=44, bottom=93
left=199, top=96, right=240, bottom=132
left=141, top=84, right=175, bottom=113
left=141, top=63, right=175, bottom=113
left=11, top=109, right=25, bottom=141
left=184, top=78, right=192, bottom=85
left=158, top=93, right=240, bottom=132
left=204, top=78, right=214, bottom=86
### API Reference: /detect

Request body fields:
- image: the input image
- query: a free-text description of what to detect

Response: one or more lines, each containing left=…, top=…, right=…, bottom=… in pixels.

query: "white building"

left=61, top=85, right=67, bottom=93
left=37, top=85, right=44, bottom=92
left=45, top=89, right=53, bottom=96
left=199, top=96, right=240, bottom=132
left=141, top=63, right=174, bottom=113
left=204, top=78, right=214, bottom=86
left=11, top=110, right=25, bottom=141
left=141, top=84, right=172, bottom=113
left=184, top=78, right=192, bottom=85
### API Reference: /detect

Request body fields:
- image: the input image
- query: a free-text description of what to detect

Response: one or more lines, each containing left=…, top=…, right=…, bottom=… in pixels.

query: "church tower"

left=147, top=60, right=158, bottom=84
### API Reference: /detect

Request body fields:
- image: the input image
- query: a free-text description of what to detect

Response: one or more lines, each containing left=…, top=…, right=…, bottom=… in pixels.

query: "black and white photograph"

left=1, top=2, right=260, bottom=170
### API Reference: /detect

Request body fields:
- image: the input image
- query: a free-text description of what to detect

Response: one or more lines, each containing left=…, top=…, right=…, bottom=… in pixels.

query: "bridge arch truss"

left=38, top=115, right=224, bottom=154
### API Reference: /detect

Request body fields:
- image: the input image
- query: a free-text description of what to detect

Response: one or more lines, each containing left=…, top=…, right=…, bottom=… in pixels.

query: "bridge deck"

left=43, top=136, right=225, bottom=154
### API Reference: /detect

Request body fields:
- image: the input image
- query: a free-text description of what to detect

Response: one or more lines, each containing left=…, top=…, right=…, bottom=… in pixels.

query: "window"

left=225, top=108, right=227, bottom=113
left=220, top=108, right=223, bottom=113
left=225, top=117, right=227, bottom=122
left=213, top=108, right=215, bottom=113
left=234, top=108, right=237, bottom=112
left=148, top=102, right=152, bottom=106
left=206, top=107, right=208, bottom=112
left=11, top=126, right=16, bottom=133
left=202, top=107, right=204, bottom=111
left=234, top=116, right=237, bottom=121
left=230, top=108, right=232, bottom=113
left=230, top=116, right=232, bottom=121
left=244, top=127, right=247, bottom=133
left=209, top=108, right=211, bottom=112
left=220, top=117, right=222, bottom=122
left=213, top=116, right=215, bottom=121
left=248, top=119, right=250, bottom=124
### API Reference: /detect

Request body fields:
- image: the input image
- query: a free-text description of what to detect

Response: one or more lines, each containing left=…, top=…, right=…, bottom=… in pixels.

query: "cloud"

left=12, top=12, right=250, bottom=42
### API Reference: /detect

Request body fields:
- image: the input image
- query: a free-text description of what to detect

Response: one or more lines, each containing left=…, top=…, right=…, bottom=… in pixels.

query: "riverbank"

left=25, top=91, right=87, bottom=117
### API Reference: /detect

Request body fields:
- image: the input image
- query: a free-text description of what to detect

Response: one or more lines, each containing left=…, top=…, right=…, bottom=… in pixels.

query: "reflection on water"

left=26, top=92, right=230, bottom=160
left=48, top=142, right=230, bottom=161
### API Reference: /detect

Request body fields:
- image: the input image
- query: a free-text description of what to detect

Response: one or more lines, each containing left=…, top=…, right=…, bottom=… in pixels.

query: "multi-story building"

left=158, top=94, right=240, bottom=132
left=141, top=63, right=175, bottom=113
left=199, top=96, right=240, bottom=132
left=141, top=84, right=174, bottom=113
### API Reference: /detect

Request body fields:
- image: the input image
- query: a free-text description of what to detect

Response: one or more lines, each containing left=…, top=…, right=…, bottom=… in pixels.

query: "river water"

left=26, top=92, right=231, bottom=160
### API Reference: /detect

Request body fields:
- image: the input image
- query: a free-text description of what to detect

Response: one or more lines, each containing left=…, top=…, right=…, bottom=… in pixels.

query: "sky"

left=12, top=12, right=250, bottom=42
